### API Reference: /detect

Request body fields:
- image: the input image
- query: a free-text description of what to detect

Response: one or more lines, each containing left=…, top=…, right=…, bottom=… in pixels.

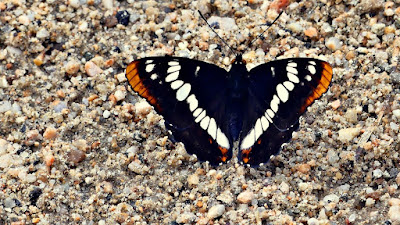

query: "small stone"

left=67, top=149, right=86, bottom=164
left=373, top=169, right=383, bottom=178
left=0, top=76, right=8, bottom=88
left=207, top=204, right=225, bottom=219
left=65, top=60, right=81, bottom=75
left=85, top=61, right=103, bottom=77
left=287, top=22, right=302, bottom=33
left=44, top=154, right=55, bottom=167
left=338, top=127, right=361, bottom=143
left=103, top=110, right=111, bottom=118
left=114, top=89, right=126, bottom=102
left=104, top=15, right=118, bottom=28
left=304, top=27, right=318, bottom=38
left=345, top=109, right=358, bottom=123
left=43, top=127, right=57, bottom=140
left=176, top=212, right=196, bottom=224
left=327, top=149, right=339, bottom=164
left=365, top=198, right=375, bottom=207
left=388, top=205, right=400, bottom=223
left=325, top=37, right=342, bottom=51
left=330, top=99, right=340, bottom=109
left=187, top=174, right=199, bottom=186
left=371, top=23, right=385, bottom=36
left=307, top=218, right=319, bottom=225
left=389, top=198, right=400, bottom=206
left=73, top=139, right=88, bottom=151
left=279, top=182, right=289, bottom=194
left=36, top=28, right=50, bottom=38
left=4, top=197, right=16, bottom=208
left=237, top=191, right=255, bottom=204
left=298, top=182, right=311, bottom=192
left=393, top=109, right=400, bottom=119
left=25, top=174, right=37, bottom=183
left=78, top=21, right=88, bottom=32
left=116, top=73, right=127, bottom=83
left=0, top=154, right=13, bottom=168
left=145, top=7, right=159, bottom=20
left=116, top=10, right=130, bottom=26
left=297, top=163, right=311, bottom=174
left=135, top=101, right=152, bottom=116
left=68, top=0, right=80, bottom=8
left=18, top=15, right=30, bottom=25
left=102, top=0, right=113, bottom=9
left=128, top=161, right=150, bottom=174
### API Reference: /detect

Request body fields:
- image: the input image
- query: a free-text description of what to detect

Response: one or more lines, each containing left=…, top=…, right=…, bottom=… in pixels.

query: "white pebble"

left=365, top=198, right=375, bottom=207
left=279, top=182, right=289, bottom=194
left=207, top=204, right=225, bottom=219
left=102, top=0, right=113, bottom=9
left=36, top=28, right=50, bottom=38
left=237, top=191, right=255, bottom=204
left=389, top=206, right=400, bottom=224
left=338, top=127, right=361, bottom=143
left=114, top=89, right=126, bottom=102
left=0, top=76, right=8, bottom=88
left=393, top=109, right=400, bottom=119
left=325, top=37, right=342, bottom=51
left=103, top=110, right=111, bottom=118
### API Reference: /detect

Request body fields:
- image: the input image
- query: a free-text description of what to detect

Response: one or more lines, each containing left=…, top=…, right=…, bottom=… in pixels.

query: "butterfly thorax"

left=226, top=56, right=248, bottom=141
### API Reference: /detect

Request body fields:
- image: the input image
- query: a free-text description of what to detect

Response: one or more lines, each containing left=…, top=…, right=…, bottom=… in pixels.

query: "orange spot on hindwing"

left=241, top=148, right=252, bottom=164
left=218, top=146, right=228, bottom=162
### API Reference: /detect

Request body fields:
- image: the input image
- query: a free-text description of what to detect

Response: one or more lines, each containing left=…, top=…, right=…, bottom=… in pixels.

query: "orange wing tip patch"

left=300, top=62, right=333, bottom=113
left=241, top=148, right=252, bottom=164
left=126, top=61, right=159, bottom=108
left=218, top=146, right=229, bottom=162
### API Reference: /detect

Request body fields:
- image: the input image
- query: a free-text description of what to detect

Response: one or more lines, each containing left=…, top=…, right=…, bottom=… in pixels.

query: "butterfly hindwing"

left=239, top=58, right=333, bottom=164
left=126, top=57, right=233, bottom=165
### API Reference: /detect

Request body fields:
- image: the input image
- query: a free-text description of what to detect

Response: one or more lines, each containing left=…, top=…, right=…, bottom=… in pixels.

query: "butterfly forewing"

left=126, top=57, right=233, bottom=165
left=238, top=58, right=333, bottom=165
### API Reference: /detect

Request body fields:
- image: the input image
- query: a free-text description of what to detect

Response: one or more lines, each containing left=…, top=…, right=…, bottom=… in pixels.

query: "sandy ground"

left=1, top=0, right=400, bottom=224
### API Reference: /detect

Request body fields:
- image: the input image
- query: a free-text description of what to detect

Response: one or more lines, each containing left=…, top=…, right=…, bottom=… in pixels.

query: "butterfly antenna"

left=198, top=10, right=238, bottom=56
left=249, top=11, right=284, bottom=47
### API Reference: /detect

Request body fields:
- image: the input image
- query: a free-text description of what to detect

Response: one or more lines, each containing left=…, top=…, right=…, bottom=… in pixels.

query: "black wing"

left=239, top=58, right=333, bottom=165
left=126, top=57, right=233, bottom=165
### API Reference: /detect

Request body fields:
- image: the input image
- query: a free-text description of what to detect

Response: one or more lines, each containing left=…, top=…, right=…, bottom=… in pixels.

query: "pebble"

left=65, top=60, right=81, bottom=75
left=345, top=109, right=358, bottom=123
left=43, top=127, right=57, bottom=140
left=114, top=89, right=126, bottom=102
left=237, top=191, right=255, bottom=204
left=18, top=15, right=30, bottom=25
left=307, top=218, right=319, bottom=225
left=187, top=173, right=199, bottom=186
left=135, top=101, right=152, bottom=116
left=287, top=22, right=303, bottom=33
left=365, top=198, right=375, bottom=207
left=4, top=197, right=16, bottom=208
left=338, top=127, right=361, bottom=143
left=0, top=76, right=8, bottom=88
left=102, top=0, right=113, bottom=9
left=304, top=27, right=318, bottom=39
left=116, top=73, right=127, bottom=83
left=68, top=0, right=81, bottom=8
left=207, top=204, right=225, bottom=219
left=85, top=61, right=103, bottom=77
left=279, top=182, right=289, bottom=194
left=388, top=205, right=400, bottom=223
left=393, top=109, right=400, bottom=119
left=36, top=28, right=50, bottom=39
left=325, top=37, right=342, bottom=51
left=176, top=212, right=196, bottom=224
left=103, top=110, right=111, bottom=118
left=67, top=149, right=86, bottom=164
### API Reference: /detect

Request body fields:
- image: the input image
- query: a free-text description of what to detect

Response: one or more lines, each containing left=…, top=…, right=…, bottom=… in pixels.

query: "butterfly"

left=125, top=54, right=333, bottom=166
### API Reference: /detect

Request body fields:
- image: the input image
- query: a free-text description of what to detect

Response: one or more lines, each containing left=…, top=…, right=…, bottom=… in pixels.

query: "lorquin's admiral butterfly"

left=125, top=12, right=333, bottom=166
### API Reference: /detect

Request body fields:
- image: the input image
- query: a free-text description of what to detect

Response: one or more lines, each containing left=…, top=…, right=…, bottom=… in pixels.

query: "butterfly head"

left=233, top=55, right=246, bottom=65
